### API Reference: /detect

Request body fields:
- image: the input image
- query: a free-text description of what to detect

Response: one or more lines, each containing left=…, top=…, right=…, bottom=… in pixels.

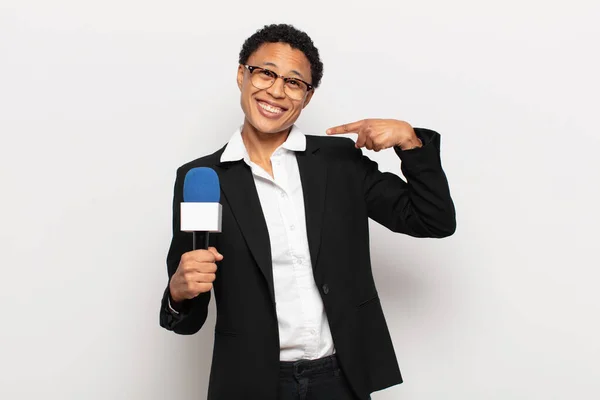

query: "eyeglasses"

left=243, top=65, right=314, bottom=100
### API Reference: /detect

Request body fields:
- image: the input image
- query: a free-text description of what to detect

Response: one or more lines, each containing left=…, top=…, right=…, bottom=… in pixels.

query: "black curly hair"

left=238, top=24, right=324, bottom=88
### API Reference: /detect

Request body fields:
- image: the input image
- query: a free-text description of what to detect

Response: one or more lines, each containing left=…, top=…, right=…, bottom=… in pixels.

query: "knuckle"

left=176, top=264, right=188, bottom=276
left=187, top=270, right=196, bottom=280
left=182, top=262, right=195, bottom=273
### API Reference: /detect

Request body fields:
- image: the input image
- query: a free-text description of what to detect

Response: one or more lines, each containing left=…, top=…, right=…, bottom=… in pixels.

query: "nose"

left=266, top=76, right=286, bottom=99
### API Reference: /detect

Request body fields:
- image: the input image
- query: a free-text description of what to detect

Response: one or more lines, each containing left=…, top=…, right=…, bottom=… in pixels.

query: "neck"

left=241, top=119, right=291, bottom=165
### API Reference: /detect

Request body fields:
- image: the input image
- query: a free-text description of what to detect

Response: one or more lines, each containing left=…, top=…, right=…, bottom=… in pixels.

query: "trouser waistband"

left=279, top=354, right=339, bottom=379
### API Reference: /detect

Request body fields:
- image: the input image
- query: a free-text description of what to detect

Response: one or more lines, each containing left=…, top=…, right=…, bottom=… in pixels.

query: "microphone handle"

left=192, top=231, right=210, bottom=251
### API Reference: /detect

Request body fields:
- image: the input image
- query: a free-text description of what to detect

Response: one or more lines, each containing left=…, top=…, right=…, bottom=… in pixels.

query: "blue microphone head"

left=183, top=167, right=220, bottom=203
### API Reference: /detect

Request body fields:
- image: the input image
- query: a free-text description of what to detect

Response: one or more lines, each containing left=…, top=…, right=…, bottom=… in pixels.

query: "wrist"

left=393, top=122, right=422, bottom=150
left=169, top=286, right=185, bottom=305
left=397, top=137, right=422, bottom=150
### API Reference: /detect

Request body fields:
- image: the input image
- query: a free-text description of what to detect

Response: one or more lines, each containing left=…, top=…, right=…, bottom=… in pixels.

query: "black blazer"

left=160, top=128, right=456, bottom=400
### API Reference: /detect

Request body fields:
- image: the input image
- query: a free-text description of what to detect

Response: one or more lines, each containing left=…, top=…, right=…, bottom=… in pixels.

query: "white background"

left=1, top=1, right=599, bottom=399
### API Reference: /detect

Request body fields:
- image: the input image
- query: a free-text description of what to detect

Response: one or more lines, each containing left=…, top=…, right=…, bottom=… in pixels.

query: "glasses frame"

left=243, top=65, right=314, bottom=99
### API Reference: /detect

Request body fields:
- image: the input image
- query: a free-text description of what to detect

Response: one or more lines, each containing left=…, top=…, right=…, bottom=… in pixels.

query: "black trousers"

left=277, top=355, right=364, bottom=400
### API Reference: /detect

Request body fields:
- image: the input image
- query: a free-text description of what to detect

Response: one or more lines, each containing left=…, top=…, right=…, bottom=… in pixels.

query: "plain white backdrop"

left=1, top=1, right=599, bottom=399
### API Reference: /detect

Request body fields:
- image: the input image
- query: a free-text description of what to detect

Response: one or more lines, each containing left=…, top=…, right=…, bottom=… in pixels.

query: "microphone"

left=181, top=167, right=222, bottom=250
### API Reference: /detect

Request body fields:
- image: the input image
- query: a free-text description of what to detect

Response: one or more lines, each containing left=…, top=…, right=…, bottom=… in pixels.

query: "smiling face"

left=237, top=42, right=314, bottom=137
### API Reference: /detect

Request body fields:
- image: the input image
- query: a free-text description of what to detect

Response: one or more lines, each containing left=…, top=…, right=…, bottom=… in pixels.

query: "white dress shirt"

left=220, top=125, right=335, bottom=361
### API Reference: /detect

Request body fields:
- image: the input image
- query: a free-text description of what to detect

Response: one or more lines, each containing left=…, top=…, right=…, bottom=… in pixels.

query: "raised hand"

left=326, top=119, right=422, bottom=151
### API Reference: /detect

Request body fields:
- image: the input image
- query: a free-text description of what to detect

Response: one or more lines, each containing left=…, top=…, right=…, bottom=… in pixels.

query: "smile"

left=257, top=100, right=286, bottom=116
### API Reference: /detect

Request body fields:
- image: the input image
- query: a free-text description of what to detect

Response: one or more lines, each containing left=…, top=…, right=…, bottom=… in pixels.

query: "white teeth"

left=258, top=101, right=283, bottom=114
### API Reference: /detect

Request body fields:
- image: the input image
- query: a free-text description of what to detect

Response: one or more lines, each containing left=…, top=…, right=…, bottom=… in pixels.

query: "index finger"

left=187, top=249, right=216, bottom=263
left=326, top=120, right=365, bottom=135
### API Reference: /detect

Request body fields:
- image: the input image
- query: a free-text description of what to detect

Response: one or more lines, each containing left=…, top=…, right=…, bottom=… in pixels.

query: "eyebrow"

left=262, top=62, right=305, bottom=79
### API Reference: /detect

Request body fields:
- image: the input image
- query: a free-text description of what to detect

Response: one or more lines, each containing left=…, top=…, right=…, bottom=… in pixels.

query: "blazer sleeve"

left=359, top=127, right=456, bottom=238
left=159, top=166, right=212, bottom=335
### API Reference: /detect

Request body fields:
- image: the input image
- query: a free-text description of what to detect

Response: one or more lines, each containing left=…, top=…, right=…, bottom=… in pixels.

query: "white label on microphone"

left=180, top=203, right=222, bottom=232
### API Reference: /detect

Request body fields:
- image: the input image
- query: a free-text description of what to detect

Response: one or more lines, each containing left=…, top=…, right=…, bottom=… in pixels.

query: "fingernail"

left=326, top=129, right=331, bottom=134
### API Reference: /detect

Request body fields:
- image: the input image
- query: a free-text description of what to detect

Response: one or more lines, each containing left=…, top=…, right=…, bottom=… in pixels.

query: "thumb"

left=207, top=246, right=224, bottom=261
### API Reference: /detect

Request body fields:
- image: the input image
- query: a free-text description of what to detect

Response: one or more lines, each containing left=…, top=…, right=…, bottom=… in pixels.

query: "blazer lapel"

left=296, top=136, right=328, bottom=271
left=216, top=161, right=275, bottom=307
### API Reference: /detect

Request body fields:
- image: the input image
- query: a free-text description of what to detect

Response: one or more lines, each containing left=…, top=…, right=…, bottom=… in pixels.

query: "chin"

left=249, top=115, right=293, bottom=135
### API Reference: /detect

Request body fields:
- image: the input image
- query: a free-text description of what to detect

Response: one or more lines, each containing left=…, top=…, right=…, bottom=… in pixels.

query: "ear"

left=237, top=65, right=245, bottom=91
left=302, top=90, right=315, bottom=109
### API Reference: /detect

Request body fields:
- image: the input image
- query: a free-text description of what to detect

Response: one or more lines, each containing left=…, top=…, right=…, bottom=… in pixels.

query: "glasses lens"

left=250, top=68, right=275, bottom=90
left=283, top=79, right=308, bottom=100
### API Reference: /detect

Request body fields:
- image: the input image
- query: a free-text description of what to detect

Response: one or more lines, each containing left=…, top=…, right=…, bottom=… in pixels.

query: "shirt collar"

left=220, top=125, right=307, bottom=163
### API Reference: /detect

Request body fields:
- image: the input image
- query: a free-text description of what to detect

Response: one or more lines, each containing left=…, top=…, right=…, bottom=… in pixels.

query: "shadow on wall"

left=368, top=230, right=460, bottom=336
left=371, top=252, right=429, bottom=317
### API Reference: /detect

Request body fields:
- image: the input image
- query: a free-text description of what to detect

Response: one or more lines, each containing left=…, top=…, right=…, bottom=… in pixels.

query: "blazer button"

left=322, top=284, right=329, bottom=295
